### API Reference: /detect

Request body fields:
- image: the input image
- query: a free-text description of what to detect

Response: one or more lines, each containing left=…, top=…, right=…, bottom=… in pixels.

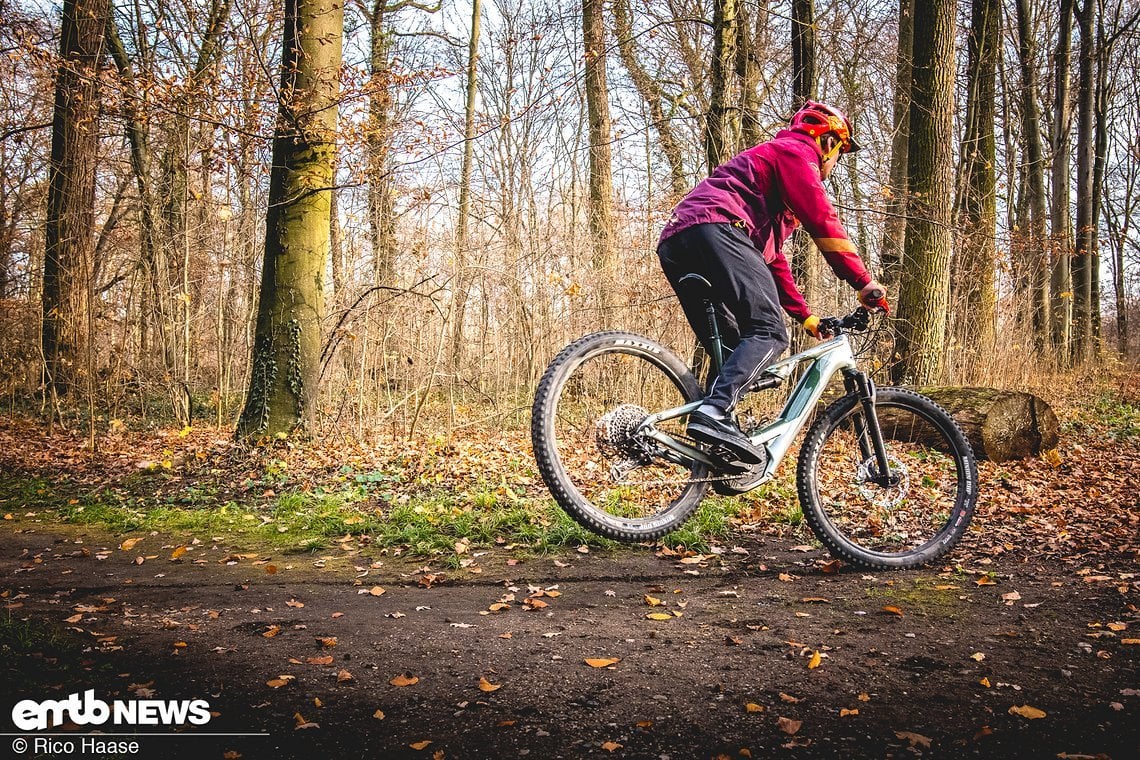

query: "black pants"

left=657, top=223, right=789, bottom=413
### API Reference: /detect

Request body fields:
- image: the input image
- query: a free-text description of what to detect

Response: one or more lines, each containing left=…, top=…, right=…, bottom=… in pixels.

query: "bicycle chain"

left=609, top=432, right=757, bottom=485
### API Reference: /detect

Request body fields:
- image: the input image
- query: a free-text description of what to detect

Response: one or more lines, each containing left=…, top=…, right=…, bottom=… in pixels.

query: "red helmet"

left=789, top=101, right=860, bottom=154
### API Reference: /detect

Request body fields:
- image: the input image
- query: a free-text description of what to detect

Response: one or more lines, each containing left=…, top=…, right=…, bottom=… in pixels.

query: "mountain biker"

left=656, top=100, right=889, bottom=465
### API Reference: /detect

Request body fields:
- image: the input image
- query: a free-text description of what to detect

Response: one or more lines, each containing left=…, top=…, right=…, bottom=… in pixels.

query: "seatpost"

left=704, top=299, right=724, bottom=374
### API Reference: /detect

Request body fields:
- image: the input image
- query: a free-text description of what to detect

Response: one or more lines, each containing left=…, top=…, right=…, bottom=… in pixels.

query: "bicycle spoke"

left=801, top=389, right=975, bottom=566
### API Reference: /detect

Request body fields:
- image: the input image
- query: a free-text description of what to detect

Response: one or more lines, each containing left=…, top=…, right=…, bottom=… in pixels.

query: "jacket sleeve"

left=777, top=152, right=873, bottom=290
left=766, top=250, right=812, bottom=323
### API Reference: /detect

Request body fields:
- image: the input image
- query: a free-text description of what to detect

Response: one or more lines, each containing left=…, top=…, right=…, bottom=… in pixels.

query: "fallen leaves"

left=807, top=650, right=822, bottom=670
left=170, top=546, right=187, bottom=560
left=390, top=673, right=420, bottom=687
left=894, top=731, right=932, bottom=749
left=776, top=716, right=802, bottom=735
left=478, top=676, right=502, bottom=693
left=266, top=675, right=294, bottom=688
left=337, top=669, right=353, bottom=683
left=1008, top=704, right=1047, bottom=719
left=600, top=741, right=622, bottom=752
left=585, top=658, right=620, bottom=668
left=744, top=703, right=765, bottom=713
left=881, top=605, right=904, bottom=616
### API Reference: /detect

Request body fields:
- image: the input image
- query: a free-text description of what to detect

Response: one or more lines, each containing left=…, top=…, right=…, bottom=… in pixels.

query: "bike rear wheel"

left=531, top=331, right=709, bottom=541
left=796, top=387, right=977, bottom=569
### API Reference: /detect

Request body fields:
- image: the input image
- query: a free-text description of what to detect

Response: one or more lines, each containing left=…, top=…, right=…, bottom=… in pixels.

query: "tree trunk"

left=891, top=0, right=954, bottom=385
left=908, top=387, right=1060, bottom=462
left=789, top=0, right=817, bottom=353
left=583, top=0, right=616, bottom=324
left=367, top=3, right=397, bottom=288
left=613, top=0, right=686, bottom=198
left=881, top=0, right=911, bottom=290
left=43, top=0, right=109, bottom=395
left=456, top=0, right=481, bottom=249
left=1091, top=4, right=1109, bottom=350
left=791, top=0, right=815, bottom=109
left=951, top=0, right=999, bottom=368
left=1014, top=0, right=1051, bottom=354
left=1072, top=0, right=1096, bottom=364
left=705, top=0, right=738, bottom=173
left=735, top=0, right=768, bottom=149
left=1050, top=0, right=1075, bottom=361
left=453, top=0, right=481, bottom=369
left=237, top=0, right=342, bottom=438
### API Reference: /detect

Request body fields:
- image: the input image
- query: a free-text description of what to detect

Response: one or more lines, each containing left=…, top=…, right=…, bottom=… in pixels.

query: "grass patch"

left=863, top=577, right=964, bottom=617
left=4, top=460, right=754, bottom=557
left=0, top=615, right=89, bottom=693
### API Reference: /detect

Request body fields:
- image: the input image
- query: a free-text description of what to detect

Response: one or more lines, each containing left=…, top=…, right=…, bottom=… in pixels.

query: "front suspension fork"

left=843, top=370, right=899, bottom=487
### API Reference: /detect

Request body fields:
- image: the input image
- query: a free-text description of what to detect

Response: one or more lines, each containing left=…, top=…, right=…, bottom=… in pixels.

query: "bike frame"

left=637, top=333, right=864, bottom=485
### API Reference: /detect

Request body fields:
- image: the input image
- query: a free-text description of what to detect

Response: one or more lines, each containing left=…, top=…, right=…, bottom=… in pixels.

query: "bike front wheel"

left=796, top=387, right=978, bottom=569
left=531, top=331, right=709, bottom=541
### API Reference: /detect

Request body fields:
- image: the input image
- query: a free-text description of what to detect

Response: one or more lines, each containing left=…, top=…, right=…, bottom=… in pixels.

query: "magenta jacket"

left=659, top=129, right=871, bottom=322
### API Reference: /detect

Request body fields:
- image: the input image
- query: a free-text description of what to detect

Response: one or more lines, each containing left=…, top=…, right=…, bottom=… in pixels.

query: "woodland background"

left=1, top=0, right=1138, bottom=439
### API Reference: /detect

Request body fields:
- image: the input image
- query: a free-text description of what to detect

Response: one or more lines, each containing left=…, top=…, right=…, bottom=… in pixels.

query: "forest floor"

left=0, top=372, right=1137, bottom=759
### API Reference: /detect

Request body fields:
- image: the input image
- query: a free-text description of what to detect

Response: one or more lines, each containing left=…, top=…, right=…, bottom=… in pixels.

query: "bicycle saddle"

left=677, top=273, right=713, bottom=299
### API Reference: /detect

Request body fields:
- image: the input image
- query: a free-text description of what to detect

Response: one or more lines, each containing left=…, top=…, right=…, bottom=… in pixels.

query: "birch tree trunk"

left=237, top=0, right=342, bottom=437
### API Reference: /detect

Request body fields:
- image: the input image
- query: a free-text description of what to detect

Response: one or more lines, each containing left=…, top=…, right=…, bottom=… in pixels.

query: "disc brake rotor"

left=855, top=455, right=910, bottom=508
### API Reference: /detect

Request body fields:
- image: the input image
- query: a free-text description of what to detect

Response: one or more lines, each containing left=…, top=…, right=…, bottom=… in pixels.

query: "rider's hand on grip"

left=803, top=315, right=832, bottom=340
left=858, top=281, right=890, bottom=314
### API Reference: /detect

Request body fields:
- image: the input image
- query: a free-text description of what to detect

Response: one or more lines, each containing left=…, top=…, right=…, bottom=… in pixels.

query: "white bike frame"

left=637, top=333, right=860, bottom=484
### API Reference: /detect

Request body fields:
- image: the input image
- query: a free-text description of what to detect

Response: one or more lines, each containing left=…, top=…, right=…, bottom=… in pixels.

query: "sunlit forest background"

left=1, top=0, right=1137, bottom=439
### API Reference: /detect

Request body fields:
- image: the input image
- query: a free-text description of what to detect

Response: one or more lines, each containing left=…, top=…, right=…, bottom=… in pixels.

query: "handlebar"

left=819, top=306, right=876, bottom=337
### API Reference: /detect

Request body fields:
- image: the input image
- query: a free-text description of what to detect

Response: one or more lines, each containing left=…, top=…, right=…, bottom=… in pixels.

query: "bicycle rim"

left=538, top=339, right=707, bottom=538
left=805, top=392, right=974, bottom=566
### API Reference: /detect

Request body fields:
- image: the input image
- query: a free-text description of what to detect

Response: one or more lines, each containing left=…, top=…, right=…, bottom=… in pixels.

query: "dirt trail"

left=2, top=523, right=1136, bottom=760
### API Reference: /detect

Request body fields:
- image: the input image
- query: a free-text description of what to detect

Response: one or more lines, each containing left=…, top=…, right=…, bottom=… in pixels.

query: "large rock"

left=912, top=386, right=1060, bottom=462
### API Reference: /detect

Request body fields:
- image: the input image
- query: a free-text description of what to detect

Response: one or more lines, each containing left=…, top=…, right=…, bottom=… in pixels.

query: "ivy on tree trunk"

left=236, top=0, right=342, bottom=439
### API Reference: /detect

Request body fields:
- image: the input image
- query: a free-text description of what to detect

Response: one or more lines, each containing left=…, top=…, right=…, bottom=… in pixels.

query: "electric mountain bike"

left=531, top=275, right=978, bottom=569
